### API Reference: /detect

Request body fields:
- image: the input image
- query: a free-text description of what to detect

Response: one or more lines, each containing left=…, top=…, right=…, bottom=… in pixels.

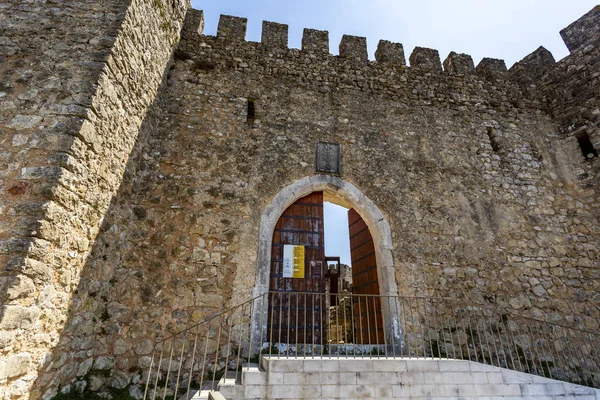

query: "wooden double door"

left=267, top=191, right=384, bottom=345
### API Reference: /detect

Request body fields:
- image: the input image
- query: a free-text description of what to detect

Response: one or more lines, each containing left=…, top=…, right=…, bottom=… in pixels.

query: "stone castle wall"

left=0, top=0, right=189, bottom=398
left=46, top=7, right=600, bottom=397
left=0, top=3, right=599, bottom=399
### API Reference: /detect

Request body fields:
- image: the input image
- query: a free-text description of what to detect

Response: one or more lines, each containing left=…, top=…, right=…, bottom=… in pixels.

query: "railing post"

left=381, top=294, right=405, bottom=357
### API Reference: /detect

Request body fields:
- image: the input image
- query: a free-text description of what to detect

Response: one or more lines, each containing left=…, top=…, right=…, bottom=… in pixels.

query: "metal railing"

left=143, top=292, right=600, bottom=399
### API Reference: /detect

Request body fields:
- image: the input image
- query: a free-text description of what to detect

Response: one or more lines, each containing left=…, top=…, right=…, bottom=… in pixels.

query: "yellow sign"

left=283, top=245, right=305, bottom=278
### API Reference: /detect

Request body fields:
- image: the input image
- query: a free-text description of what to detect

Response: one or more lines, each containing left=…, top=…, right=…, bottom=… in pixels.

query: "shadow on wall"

left=31, top=69, right=237, bottom=398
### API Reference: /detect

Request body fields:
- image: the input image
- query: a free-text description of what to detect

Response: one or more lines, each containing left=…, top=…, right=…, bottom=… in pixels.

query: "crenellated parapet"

left=180, top=10, right=526, bottom=84
left=178, top=6, right=599, bottom=110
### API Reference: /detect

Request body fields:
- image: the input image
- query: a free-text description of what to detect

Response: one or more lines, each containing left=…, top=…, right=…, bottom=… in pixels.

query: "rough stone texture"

left=443, top=52, right=475, bottom=75
left=476, top=57, right=508, bottom=81
left=0, top=3, right=600, bottom=400
left=0, top=0, right=189, bottom=398
left=181, top=8, right=205, bottom=38
left=217, top=15, right=247, bottom=42
left=375, top=40, right=406, bottom=65
left=339, top=35, right=368, bottom=63
left=262, top=21, right=288, bottom=50
left=560, top=5, right=600, bottom=52
left=508, top=46, right=555, bottom=88
left=537, top=9, right=600, bottom=189
left=302, top=29, right=329, bottom=54
left=409, top=47, right=443, bottom=72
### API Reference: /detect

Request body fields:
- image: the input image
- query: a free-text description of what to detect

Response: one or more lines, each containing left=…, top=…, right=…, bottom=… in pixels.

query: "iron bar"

left=151, top=341, right=164, bottom=400
left=186, top=324, right=200, bottom=399
left=143, top=291, right=600, bottom=399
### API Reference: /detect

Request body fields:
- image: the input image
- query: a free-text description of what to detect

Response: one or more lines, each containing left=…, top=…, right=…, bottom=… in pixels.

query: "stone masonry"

left=0, top=2, right=599, bottom=399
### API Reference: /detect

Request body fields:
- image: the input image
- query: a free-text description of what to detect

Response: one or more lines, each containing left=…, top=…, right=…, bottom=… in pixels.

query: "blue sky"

left=191, top=0, right=598, bottom=67
left=324, top=202, right=352, bottom=266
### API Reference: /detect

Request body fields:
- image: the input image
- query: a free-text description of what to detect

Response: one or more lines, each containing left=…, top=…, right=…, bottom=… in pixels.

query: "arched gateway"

left=251, top=175, right=402, bottom=352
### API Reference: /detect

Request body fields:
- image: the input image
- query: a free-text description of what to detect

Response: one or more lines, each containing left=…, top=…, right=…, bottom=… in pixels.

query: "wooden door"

left=348, top=208, right=384, bottom=344
left=268, top=192, right=326, bottom=344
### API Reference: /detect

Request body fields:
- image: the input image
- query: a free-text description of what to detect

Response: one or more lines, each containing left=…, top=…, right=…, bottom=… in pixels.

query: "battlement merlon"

left=476, top=58, right=507, bottom=81
left=302, top=28, right=329, bottom=53
left=409, top=47, right=442, bottom=72
left=218, top=15, right=248, bottom=41
left=443, top=52, right=475, bottom=75
left=508, top=47, right=555, bottom=88
left=183, top=9, right=205, bottom=36
left=560, top=5, right=600, bottom=53
left=339, top=35, right=368, bottom=62
left=375, top=40, right=406, bottom=65
left=262, top=21, right=288, bottom=50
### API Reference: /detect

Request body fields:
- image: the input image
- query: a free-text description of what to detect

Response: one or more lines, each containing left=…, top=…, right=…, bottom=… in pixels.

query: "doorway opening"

left=251, top=175, right=400, bottom=355
left=266, top=190, right=384, bottom=350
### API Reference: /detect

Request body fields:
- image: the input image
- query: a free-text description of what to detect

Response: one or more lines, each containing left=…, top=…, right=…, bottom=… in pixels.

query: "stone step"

left=222, top=357, right=600, bottom=399
left=208, top=391, right=227, bottom=400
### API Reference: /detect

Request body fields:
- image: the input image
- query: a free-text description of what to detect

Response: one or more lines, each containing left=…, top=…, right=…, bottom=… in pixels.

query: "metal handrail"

left=143, top=291, right=600, bottom=399
left=154, top=293, right=264, bottom=346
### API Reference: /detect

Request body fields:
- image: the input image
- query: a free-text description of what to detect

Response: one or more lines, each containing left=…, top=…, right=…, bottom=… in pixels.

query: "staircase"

left=144, top=292, right=600, bottom=400
left=208, top=357, right=600, bottom=399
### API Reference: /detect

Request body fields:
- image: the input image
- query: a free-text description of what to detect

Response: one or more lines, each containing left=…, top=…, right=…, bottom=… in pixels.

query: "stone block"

left=0, top=353, right=32, bottom=379
left=487, top=372, right=504, bottom=384
left=458, top=383, right=522, bottom=396
left=2, top=275, right=35, bottom=301
left=7, top=115, right=43, bottom=130
left=302, top=28, right=329, bottom=53
left=508, top=46, right=555, bottom=87
left=437, top=359, right=470, bottom=371
left=409, top=383, right=459, bottom=397
left=0, top=331, right=16, bottom=349
left=375, top=40, right=406, bottom=65
left=469, top=362, right=500, bottom=372
left=376, top=359, right=407, bottom=372
left=182, top=9, right=204, bottom=37
left=269, top=384, right=320, bottom=398
left=405, top=359, right=440, bottom=371
left=339, top=35, right=368, bottom=62
left=302, top=359, right=339, bottom=372
left=6, top=257, right=52, bottom=283
left=241, top=369, right=267, bottom=385
left=520, top=383, right=565, bottom=396
left=476, top=57, right=507, bottom=81
left=560, top=5, right=600, bottom=52
left=217, top=15, right=247, bottom=41
left=262, top=21, right=288, bottom=50
left=443, top=51, right=475, bottom=74
left=322, top=383, right=374, bottom=398
left=338, top=359, right=373, bottom=372
left=409, top=47, right=442, bottom=72
left=0, top=305, right=39, bottom=330
left=242, top=384, right=266, bottom=399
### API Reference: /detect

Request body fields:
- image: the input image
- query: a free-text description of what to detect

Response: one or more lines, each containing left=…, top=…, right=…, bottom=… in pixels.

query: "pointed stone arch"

left=251, top=175, right=401, bottom=349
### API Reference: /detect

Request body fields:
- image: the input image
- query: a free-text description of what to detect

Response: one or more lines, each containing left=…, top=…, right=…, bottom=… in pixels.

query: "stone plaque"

left=316, top=141, right=342, bottom=174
